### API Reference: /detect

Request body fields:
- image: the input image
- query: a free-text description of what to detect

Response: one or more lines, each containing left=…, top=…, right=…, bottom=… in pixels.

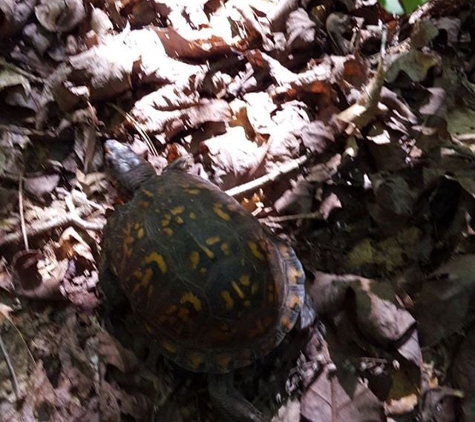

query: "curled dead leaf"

left=413, top=255, right=475, bottom=347
left=11, top=249, right=64, bottom=300
left=0, top=0, right=36, bottom=39
left=386, top=49, right=441, bottom=84
left=450, top=325, right=475, bottom=421
left=200, top=127, right=260, bottom=189
left=286, top=8, right=317, bottom=50
left=35, top=0, right=86, bottom=33
left=153, top=26, right=232, bottom=59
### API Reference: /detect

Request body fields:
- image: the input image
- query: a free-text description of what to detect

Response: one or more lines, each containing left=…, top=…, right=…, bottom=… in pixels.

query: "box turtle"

left=100, top=140, right=314, bottom=422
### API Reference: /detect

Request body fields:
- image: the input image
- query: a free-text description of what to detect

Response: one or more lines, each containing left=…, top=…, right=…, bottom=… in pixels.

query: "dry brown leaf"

left=35, top=0, right=85, bottom=33
left=354, top=279, right=418, bottom=349
left=98, top=331, right=139, bottom=374
left=19, top=362, right=57, bottom=421
left=47, top=29, right=168, bottom=111
left=130, top=89, right=231, bottom=140
left=413, top=255, right=475, bottom=347
left=410, top=19, right=439, bottom=49
left=10, top=249, right=65, bottom=300
left=386, top=49, right=441, bottom=83
left=153, top=26, right=232, bottom=59
left=57, top=227, right=94, bottom=262
left=273, top=176, right=315, bottom=216
left=242, top=92, right=278, bottom=137
left=23, top=174, right=60, bottom=202
left=450, top=325, right=475, bottom=421
left=301, top=363, right=385, bottom=422
left=135, top=52, right=206, bottom=87
left=199, top=127, right=260, bottom=189
left=0, top=67, right=31, bottom=96
left=286, top=8, right=317, bottom=50
left=301, top=120, right=335, bottom=154
left=418, top=386, right=463, bottom=422
left=0, top=0, right=36, bottom=39
left=337, top=60, right=385, bottom=132
left=309, top=273, right=421, bottom=365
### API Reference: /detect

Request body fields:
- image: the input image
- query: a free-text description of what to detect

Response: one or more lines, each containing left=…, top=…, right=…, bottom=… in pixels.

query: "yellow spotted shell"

left=102, top=167, right=305, bottom=374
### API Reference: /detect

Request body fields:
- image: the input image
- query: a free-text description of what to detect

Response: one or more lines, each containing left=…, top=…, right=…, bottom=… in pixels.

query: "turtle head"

left=104, top=140, right=156, bottom=192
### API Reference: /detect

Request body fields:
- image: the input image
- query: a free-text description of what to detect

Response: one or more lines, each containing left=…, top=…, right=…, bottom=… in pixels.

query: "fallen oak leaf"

left=412, top=254, right=475, bottom=347
left=308, top=272, right=421, bottom=366
left=336, top=58, right=386, bottom=134
left=286, top=8, right=318, bottom=50
left=302, top=332, right=386, bottom=422
left=9, top=249, right=65, bottom=300
left=129, top=90, right=231, bottom=140
left=246, top=49, right=333, bottom=104
left=0, top=0, right=36, bottom=39
left=199, top=127, right=261, bottom=189
left=35, top=0, right=86, bottom=34
left=0, top=204, right=103, bottom=247
left=152, top=26, right=232, bottom=59
left=385, top=49, right=441, bottom=84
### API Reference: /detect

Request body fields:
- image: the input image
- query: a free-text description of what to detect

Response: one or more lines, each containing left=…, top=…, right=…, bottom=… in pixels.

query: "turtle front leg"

left=208, top=373, right=271, bottom=422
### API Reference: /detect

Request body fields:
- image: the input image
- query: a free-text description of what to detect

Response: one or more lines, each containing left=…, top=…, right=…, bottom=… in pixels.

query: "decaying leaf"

left=23, top=174, right=60, bottom=202
left=302, top=334, right=386, bottom=422
left=35, top=0, right=86, bottom=33
left=450, top=325, right=475, bottom=422
left=0, top=0, right=36, bottom=39
left=130, top=89, right=231, bottom=140
left=412, top=255, right=475, bottom=347
left=386, top=49, right=441, bottom=84
left=199, top=127, right=261, bottom=189
left=0, top=67, right=31, bottom=95
left=302, top=368, right=386, bottom=422
left=153, top=26, right=233, bottom=59
left=10, top=249, right=64, bottom=300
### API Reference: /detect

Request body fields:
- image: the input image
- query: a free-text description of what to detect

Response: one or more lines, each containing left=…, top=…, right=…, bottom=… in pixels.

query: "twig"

left=0, top=124, right=55, bottom=137
left=18, top=176, right=29, bottom=250
left=0, top=57, right=44, bottom=83
left=0, top=332, right=20, bottom=401
left=260, top=210, right=323, bottom=225
left=225, top=154, right=310, bottom=197
left=0, top=206, right=104, bottom=247
left=107, top=103, right=159, bottom=157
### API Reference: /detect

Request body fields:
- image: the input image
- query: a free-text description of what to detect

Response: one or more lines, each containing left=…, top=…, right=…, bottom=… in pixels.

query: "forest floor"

left=0, top=0, right=474, bottom=421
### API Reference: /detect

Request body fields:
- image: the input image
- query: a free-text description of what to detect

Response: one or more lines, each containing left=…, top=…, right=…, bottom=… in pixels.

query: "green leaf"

left=378, top=0, right=429, bottom=14
left=379, top=0, right=404, bottom=14
left=401, top=0, right=427, bottom=13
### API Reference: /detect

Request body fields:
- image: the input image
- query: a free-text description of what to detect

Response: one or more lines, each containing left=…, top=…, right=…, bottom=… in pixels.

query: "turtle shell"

left=102, top=161, right=305, bottom=374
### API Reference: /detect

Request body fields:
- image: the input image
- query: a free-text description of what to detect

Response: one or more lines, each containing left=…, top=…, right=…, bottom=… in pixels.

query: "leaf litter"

left=0, top=0, right=475, bottom=421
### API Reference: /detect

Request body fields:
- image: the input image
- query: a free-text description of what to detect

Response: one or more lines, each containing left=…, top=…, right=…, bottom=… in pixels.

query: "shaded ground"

left=0, top=0, right=475, bottom=421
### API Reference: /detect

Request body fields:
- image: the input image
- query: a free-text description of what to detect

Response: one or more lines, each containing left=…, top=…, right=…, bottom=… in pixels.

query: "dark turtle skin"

left=100, top=140, right=310, bottom=422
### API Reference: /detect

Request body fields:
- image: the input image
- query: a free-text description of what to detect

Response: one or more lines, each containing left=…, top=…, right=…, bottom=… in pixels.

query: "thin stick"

left=225, top=154, right=309, bottom=197
left=0, top=332, right=20, bottom=400
left=260, top=210, right=323, bottom=224
left=18, top=175, right=29, bottom=250
left=0, top=57, right=43, bottom=83
left=0, top=125, right=54, bottom=137
left=107, top=103, right=159, bottom=157
left=0, top=206, right=103, bottom=246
